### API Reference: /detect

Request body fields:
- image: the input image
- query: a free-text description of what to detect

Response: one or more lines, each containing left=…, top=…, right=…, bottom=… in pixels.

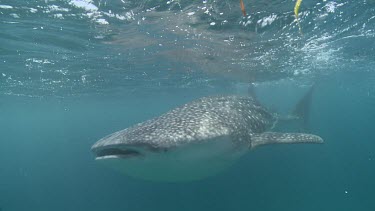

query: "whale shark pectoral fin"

left=250, top=132, right=323, bottom=149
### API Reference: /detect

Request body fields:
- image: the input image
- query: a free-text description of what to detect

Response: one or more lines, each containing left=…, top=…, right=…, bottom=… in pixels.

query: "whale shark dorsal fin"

left=250, top=132, right=323, bottom=149
left=293, top=84, right=315, bottom=129
left=247, top=83, right=256, bottom=99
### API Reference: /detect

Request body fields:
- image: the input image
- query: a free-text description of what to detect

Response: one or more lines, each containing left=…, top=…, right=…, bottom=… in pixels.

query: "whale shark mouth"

left=94, top=147, right=142, bottom=159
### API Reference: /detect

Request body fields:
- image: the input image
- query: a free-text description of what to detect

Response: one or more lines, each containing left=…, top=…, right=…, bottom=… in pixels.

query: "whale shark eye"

left=96, top=148, right=141, bottom=158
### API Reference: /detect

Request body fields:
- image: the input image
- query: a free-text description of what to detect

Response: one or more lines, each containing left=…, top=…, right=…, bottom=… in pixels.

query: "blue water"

left=1, top=0, right=375, bottom=210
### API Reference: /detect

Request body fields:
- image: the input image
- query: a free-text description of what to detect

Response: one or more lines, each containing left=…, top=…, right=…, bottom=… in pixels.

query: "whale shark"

left=91, top=94, right=323, bottom=182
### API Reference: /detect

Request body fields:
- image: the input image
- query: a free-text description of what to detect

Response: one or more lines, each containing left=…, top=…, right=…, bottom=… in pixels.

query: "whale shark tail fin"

left=292, top=84, right=315, bottom=130
left=250, top=132, right=323, bottom=149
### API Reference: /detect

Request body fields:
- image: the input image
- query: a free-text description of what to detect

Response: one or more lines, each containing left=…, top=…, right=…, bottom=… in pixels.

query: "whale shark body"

left=91, top=95, right=323, bottom=182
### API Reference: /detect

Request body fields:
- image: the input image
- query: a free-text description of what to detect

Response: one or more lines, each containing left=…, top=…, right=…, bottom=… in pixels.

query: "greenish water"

left=1, top=0, right=375, bottom=210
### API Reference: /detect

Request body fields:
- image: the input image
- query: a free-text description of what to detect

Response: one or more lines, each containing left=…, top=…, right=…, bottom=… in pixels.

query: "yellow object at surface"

left=294, top=0, right=303, bottom=34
